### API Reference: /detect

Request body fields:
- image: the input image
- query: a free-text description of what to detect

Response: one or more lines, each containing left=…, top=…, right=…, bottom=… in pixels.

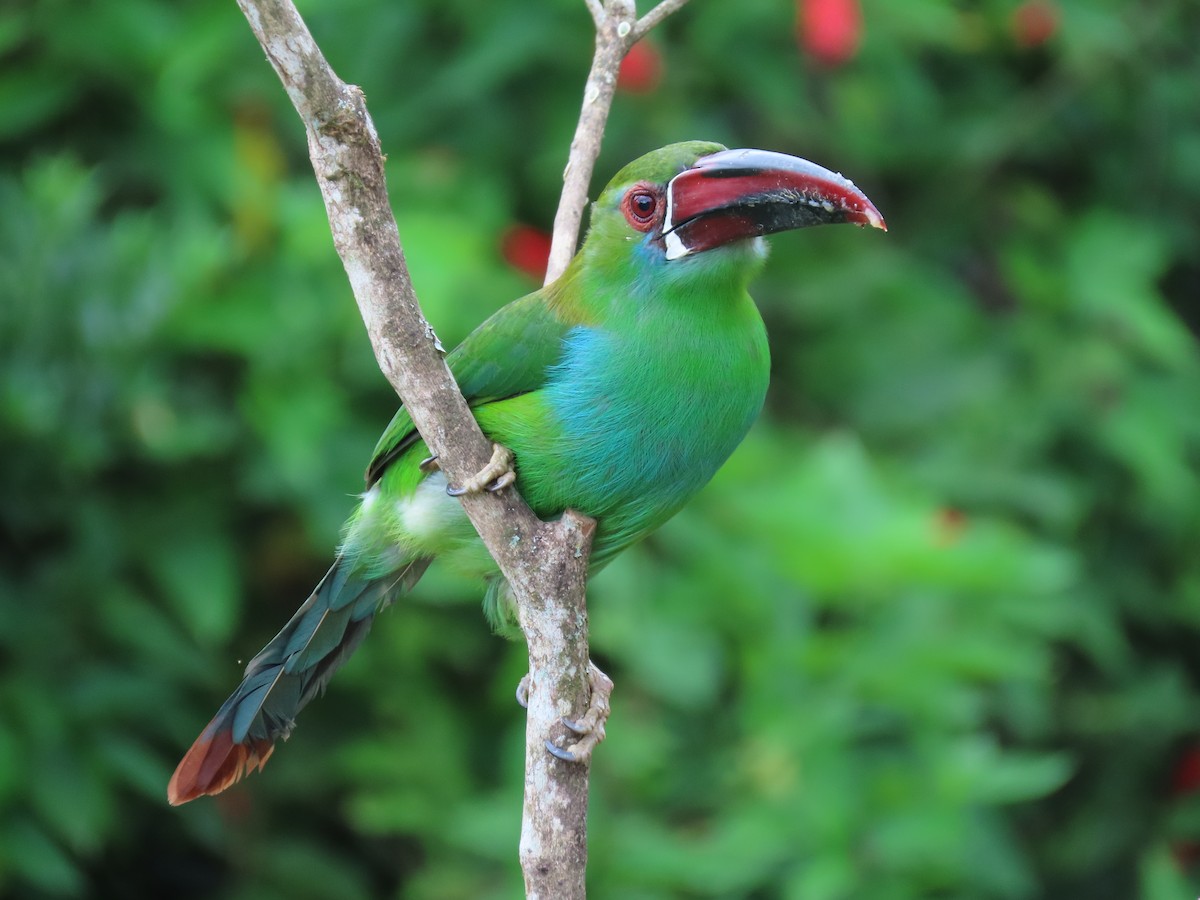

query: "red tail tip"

left=167, top=726, right=275, bottom=806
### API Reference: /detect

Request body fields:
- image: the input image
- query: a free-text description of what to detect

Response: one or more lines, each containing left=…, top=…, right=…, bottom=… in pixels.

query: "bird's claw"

left=446, top=443, right=517, bottom=496
left=543, top=662, right=613, bottom=765
left=424, top=452, right=511, bottom=492
left=486, top=469, right=517, bottom=492
left=515, top=674, right=530, bottom=709
left=544, top=739, right=579, bottom=762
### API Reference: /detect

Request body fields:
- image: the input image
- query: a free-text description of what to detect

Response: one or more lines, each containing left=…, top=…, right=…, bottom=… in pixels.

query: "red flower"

left=500, top=224, right=552, bottom=281
left=1168, top=743, right=1200, bottom=868
left=933, top=507, right=968, bottom=547
left=799, top=0, right=863, bottom=68
left=1172, top=744, right=1200, bottom=796
left=618, top=40, right=663, bottom=94
left=1011, top=0, right=1059, bottom=48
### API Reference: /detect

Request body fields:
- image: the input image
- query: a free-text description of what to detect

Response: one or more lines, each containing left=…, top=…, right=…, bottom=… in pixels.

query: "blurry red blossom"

left=799, top=0, right=862, bottom=67
left=500, top=224, right=552, bottom=281
left=1012, top=0, right=1059, bottom=47
left=618, top=40, right=664, bottom=93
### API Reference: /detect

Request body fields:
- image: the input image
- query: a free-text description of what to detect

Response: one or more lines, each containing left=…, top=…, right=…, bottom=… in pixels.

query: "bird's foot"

left=545, top=661, right=613, bottom=764
left=446, top=443, right=517, bottom=496
left=515, top=673, right=530, bottom=709
left=419, top=455, right=440, bottom=473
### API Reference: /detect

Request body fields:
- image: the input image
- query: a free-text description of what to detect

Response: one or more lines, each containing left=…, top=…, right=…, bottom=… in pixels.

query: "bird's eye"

left=622, top=187, right=659, bottom=231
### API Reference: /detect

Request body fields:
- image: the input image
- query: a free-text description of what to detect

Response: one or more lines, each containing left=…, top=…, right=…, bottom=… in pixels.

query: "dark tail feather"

left=168, top=556, right=431, bottom=805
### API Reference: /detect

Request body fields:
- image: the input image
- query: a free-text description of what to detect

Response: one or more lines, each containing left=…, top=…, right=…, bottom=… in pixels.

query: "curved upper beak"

left=661, top=148, right=886, bottom=260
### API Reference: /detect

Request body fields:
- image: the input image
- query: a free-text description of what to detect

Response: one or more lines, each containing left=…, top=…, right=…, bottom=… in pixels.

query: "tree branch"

left=632, top=0, right=692, bottom=42
left=545, top=0, right=693, bottom=284
left=237, top=0, right=691, bottom=895
left=545, top=0, right=635, bottom=284
left=236, top=0, right=595, bottom=892
left=584, top=0, right=606, bottom=27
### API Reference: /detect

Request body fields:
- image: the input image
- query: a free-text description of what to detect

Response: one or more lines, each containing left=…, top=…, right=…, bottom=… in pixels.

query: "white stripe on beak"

left=661, top=175, right=691, bottom=260
left=663, top=228, right=690, bottom=260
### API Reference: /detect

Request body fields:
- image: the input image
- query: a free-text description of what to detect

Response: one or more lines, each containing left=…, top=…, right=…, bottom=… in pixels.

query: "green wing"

left=364, top=288, right=573, bottom=487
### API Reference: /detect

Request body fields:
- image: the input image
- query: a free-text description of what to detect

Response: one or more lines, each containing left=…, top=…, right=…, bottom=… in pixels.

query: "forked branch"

left=544, top=0, right=693, bottom=284
left=235, top=1, right=691, bottom=896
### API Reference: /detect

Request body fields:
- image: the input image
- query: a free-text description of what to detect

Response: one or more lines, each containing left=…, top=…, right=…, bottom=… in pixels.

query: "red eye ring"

left=621, top=187, right=659, bottom=232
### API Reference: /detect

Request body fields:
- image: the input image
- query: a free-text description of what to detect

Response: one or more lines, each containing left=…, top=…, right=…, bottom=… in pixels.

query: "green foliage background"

left=2, top=0, right=1199, bottom=896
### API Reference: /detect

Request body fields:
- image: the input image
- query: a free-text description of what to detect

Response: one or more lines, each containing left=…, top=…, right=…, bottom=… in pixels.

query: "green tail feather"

left=167, top=555, right=430, bottom=804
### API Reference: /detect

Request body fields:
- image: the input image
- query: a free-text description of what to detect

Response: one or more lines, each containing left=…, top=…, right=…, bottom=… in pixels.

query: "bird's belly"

left=552, top=395, right=746, bottom=509
left=481, top=350, right=767, bottom=559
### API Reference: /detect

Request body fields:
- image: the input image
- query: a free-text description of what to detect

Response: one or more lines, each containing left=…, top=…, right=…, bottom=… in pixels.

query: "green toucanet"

left=168, top=141, right=885, bottom=805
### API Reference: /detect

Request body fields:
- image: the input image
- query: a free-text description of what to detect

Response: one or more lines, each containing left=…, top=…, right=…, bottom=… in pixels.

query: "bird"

left=167, top=141, right=885, bottom=805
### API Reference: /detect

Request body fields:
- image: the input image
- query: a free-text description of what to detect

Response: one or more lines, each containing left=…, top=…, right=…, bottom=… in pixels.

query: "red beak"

left=662, top=148, right=886, bottom=260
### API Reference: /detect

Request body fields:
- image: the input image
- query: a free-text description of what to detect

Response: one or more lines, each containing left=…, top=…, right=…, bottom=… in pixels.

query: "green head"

left=578, top=140, right=886, bottom=292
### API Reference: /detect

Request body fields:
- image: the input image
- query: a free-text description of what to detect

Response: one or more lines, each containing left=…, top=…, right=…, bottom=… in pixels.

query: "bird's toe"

left=446, top=443, right=517, bottom=496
